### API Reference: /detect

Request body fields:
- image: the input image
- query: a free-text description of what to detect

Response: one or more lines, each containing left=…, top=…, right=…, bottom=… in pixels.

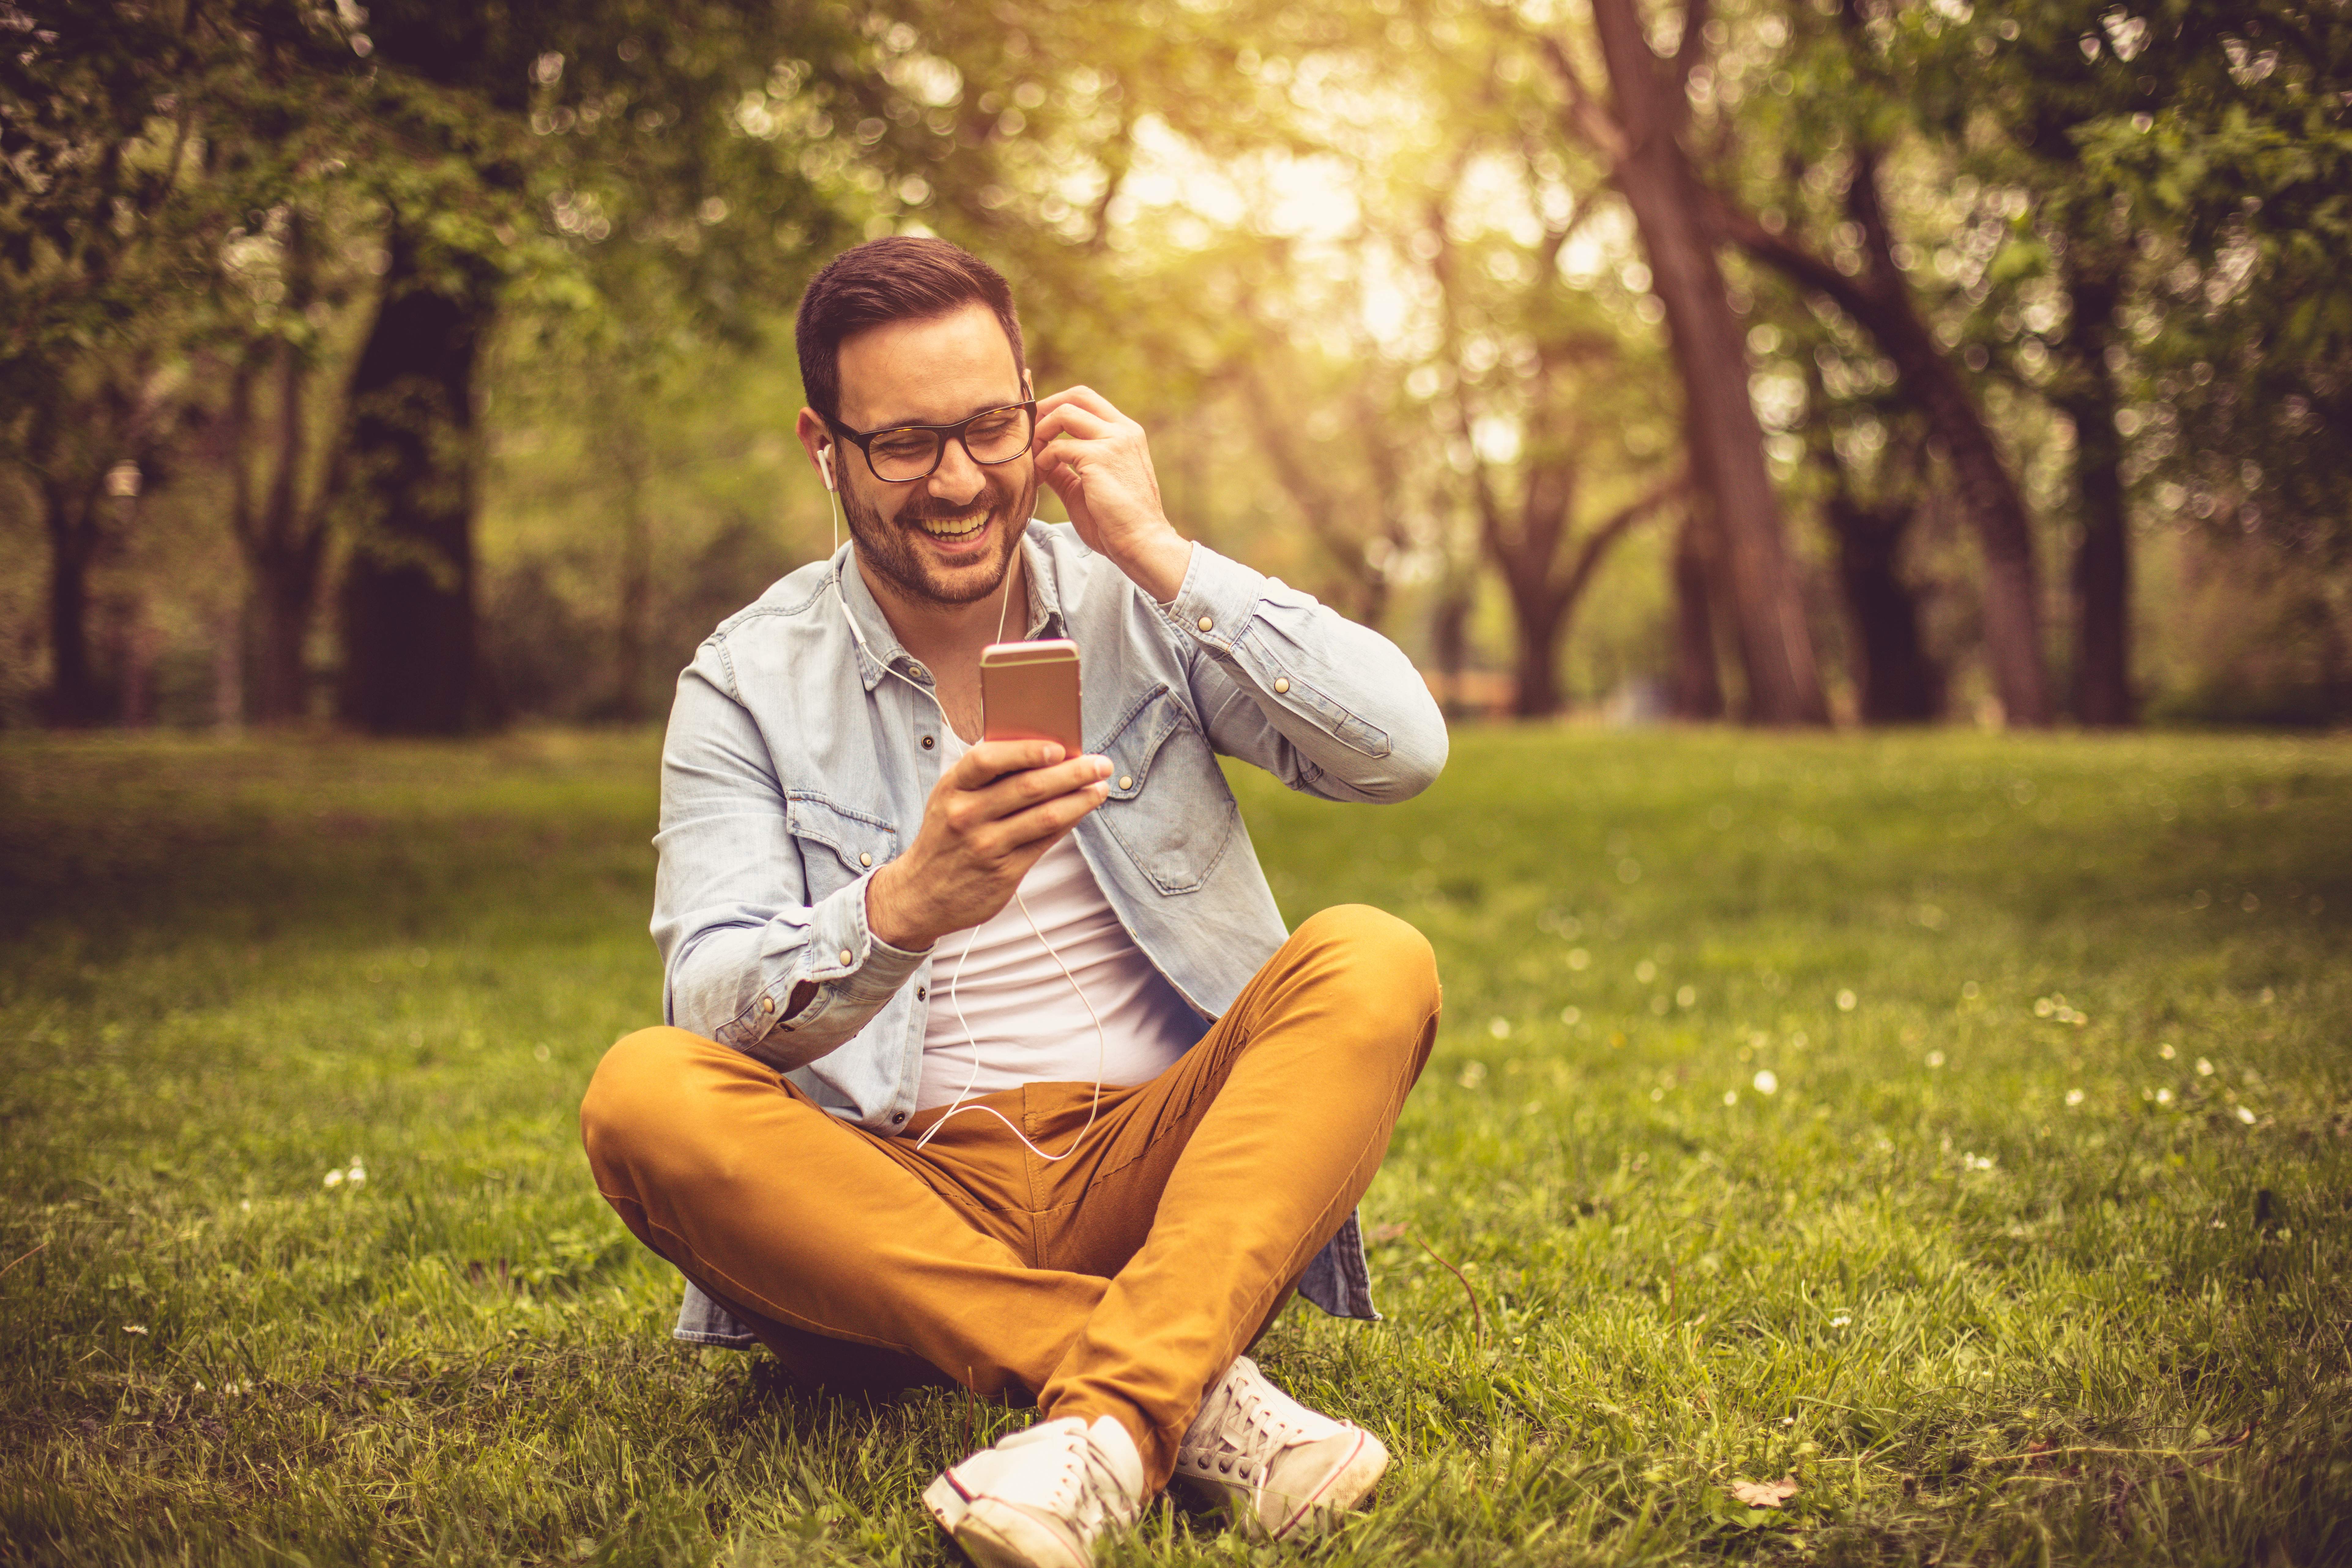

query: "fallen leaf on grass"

left=1730, top=1477, right=1799, bottom=1508
left=1369, top=1222, right=1409, bottom=1243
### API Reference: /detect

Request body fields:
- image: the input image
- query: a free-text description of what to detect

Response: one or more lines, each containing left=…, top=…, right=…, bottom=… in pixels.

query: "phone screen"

left=979, top=639, right=1084, bottom=759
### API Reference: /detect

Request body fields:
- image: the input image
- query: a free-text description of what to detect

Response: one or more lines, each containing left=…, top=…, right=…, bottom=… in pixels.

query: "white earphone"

left=813, top=435, right=1107, bottom=1161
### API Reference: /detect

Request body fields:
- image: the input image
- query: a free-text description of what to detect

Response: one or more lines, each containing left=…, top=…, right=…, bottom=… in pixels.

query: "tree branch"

left=1559, top=470, right=1688, bottom=608
left=1709, top=188, right=1884, bottom=330
left=1537, top=34, right=1628, bottom=165
left=1673, top=0, right=1714, bottom=94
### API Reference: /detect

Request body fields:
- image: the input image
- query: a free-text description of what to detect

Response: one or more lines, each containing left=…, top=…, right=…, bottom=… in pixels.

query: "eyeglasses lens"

left=867, top=406, right=1033, bottom=482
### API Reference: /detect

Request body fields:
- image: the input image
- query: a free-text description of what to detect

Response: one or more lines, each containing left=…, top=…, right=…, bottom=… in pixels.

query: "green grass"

left=3, top=725, right=2349, bottom=1566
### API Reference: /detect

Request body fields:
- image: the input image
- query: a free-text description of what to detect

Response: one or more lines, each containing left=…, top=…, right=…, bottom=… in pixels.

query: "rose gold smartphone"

left=980, top=639, right=1084, bottom=760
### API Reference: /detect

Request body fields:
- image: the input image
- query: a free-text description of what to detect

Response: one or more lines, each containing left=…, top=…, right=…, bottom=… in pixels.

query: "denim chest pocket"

left=1095, top=686, right=1237, bottom=895
left=786, top=794, right=899, bottom=901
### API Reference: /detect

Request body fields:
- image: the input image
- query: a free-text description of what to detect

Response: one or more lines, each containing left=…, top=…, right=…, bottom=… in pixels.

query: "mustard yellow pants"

left=580, top=903, right=1439, bottom=1489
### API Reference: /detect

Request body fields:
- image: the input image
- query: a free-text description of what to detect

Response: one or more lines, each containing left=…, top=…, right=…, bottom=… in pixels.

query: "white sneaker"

left=923, top=1414, right=1145, bottom=1568
left=1171, top=1355, right=1390, bottom=1538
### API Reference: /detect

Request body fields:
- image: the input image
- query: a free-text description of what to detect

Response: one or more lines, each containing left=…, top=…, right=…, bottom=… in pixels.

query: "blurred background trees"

left=4, top=0, right=2346, bottom=734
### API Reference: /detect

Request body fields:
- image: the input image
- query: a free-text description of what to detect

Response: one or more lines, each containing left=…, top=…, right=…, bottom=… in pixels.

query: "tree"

left=1706, top=0, right=2056, bottom=727
left=1538, top=0, right=1830, bottom=725
left=1, top=0, right=355, bottom=724
left=1427, top=186, right=1684, bottom=717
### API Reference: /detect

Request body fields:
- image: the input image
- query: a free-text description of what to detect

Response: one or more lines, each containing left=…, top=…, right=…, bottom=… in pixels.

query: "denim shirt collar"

left=832, top=532, right=1063, bottom=695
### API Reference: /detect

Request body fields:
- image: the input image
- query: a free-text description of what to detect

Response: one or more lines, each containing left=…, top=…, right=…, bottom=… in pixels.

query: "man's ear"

left=795, top=405, right=836, bottom=490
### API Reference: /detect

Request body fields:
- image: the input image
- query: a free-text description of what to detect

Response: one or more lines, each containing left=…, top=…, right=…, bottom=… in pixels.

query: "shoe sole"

left=922, top=1474, right=1089, bottom=1568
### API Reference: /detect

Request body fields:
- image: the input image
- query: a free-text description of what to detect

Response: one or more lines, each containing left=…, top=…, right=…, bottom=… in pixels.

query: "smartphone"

left=980, top=639, right=1085, bottom=760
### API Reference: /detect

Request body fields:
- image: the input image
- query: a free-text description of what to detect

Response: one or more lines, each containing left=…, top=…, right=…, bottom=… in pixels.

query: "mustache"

left=896, top=488, right=997, bottom=521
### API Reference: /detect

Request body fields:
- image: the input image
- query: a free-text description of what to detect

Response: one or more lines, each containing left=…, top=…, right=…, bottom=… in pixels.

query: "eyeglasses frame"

left=820, top=399, right=1040, bottom=484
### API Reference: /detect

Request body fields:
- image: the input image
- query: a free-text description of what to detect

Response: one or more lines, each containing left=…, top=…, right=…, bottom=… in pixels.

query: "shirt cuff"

left=746, top=871, right=928, bottom=1043
left=1160, top=542, right=1267, bottom=654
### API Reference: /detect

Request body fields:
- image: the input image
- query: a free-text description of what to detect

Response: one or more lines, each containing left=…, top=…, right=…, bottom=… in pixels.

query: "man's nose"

left=927, top=435, right=987, bottom=506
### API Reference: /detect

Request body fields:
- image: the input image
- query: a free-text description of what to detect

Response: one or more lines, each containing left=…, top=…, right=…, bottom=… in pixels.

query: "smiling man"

left=580, top=237, right=1447, bottom=1568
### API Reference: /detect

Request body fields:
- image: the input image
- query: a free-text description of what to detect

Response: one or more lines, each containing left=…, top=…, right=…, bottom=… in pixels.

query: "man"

left=581, top=236, right=1446, bottom=1568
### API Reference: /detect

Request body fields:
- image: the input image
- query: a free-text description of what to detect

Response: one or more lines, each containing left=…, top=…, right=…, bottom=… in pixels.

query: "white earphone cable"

left=820, top=458, right=1108, bottom=1162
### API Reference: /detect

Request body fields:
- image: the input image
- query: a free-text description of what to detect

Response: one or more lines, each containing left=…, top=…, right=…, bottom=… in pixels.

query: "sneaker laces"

left=991, top=1417, right=1141, bottom=1528
left=1191, top=1360, right=1314, bottom=1482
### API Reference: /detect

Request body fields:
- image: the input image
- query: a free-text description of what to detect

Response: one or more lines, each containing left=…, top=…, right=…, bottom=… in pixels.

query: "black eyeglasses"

left=822, top=400, right=1038, bottom=483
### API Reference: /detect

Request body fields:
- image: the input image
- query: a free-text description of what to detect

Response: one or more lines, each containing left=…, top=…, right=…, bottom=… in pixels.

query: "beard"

left=840, top=463, right=1034, bottom=608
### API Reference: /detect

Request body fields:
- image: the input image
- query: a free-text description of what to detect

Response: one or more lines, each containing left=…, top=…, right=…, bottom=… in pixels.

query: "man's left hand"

left=1032, top=386, right=1193, bottom=603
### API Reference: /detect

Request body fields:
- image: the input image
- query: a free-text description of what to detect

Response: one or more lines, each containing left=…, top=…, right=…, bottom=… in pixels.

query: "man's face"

left=831, top=303, right=1033, bottom=609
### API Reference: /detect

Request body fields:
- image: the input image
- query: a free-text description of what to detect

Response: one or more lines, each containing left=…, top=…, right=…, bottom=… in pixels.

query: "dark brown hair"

left=794, top=237, right=1025, bottom=423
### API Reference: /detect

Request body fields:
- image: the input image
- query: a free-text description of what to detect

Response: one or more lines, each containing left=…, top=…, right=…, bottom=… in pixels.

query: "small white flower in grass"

left=1925, top=1050, right=1946, bottom=1069
left=1723, top=1090, right=1739, bottom=1106
left=2236, top=1105, right=2258, bottom=1125
left=1780, top=1416, right=1795, bottom=1426
left=2196, top=1057, right=2214, bottom=1077
left=1963, top=1153, right=1995, bottom=1171
left=2156, top=1087, right=2175, bottom=1105
left=240, top=1199, right=252, bottom=1211
left=2158, top=1042, right=2176, bottom=1060
left=123, top=1324, right=147, bottom=1335
left=2065, top=1088, right=2085, bottom=1107
left=322, top=1169, right=344, bottom=1188
left=1752, top=1069, right=1779, bottom=1096
left=1830, top=1314, right=1852, bottom=1328
left=1836, top=989, right=1857, bottom=1011
left=1488, top=1016, right=1511, bottom=1040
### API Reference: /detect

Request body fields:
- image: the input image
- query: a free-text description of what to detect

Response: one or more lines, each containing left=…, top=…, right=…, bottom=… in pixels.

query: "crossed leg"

left=580, top=904, right=1440, bottom=1489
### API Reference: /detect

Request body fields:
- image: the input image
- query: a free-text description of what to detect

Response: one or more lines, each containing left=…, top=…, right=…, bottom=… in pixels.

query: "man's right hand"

left=865, top=741, right=1112, bottom=952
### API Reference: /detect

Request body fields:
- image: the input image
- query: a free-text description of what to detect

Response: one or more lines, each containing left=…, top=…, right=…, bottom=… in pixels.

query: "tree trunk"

left=2059, top=257, right=2134, bottom=727
left=335, top=224, right=498, bottom=735
left=1670, top=510, right=1725, bottom=720
left=1584, top=0, right=1828, bottom=725
left=611, top=436, right=652, bottom=724
left=41, top=475, right=108, bottom=727
left=1509, top=601, right=1567, bottom=719
left=1429, top=577, right=1475, bottom=718
left=1719, top=151, right=2055, bottom=726
left=1823, top=496, right=1943, bottom=723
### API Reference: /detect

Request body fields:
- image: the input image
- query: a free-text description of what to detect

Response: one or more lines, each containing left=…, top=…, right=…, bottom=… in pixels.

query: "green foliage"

left=3, top=728, right=2349, bottom=1562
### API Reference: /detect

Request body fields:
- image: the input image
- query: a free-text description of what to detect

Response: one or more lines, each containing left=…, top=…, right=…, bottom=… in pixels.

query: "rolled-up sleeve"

left=650, top=643, right=926, bottom=1071
left=1165, top=544, right=1448, bottom=803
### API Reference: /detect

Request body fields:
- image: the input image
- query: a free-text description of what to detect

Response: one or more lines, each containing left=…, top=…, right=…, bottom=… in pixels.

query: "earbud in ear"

left=818, top=447, right=836, bottom=492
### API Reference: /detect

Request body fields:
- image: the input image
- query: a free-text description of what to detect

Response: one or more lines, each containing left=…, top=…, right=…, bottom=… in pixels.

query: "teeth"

left=916, top=511, right=988, bottom=539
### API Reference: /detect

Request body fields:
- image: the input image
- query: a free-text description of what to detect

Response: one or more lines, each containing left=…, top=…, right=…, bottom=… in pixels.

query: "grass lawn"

left=2, top=724, right=2349, bottom=1566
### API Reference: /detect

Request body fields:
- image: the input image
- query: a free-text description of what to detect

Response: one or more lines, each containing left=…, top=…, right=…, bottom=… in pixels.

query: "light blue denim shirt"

left=652, top=520, right=1448, bottom=1347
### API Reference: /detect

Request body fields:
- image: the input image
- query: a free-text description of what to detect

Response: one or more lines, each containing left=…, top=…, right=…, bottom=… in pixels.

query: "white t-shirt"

left=916, top=738, right=1203, bottom=1110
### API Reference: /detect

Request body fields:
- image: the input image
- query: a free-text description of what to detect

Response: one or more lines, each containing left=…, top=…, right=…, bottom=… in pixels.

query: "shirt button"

left=916, top=985, right=927, bottom=1001
left=891, top=1112, right=906, bottom=1124
left=921, top=735, right=935, bottom=750
left=1118, top=774, right=1133, bottom=791
left=760, top=996, right=776, bottom=1014
left=838, top=948, right=854, bottom=966
left=859, top=851, right=873, bottom=866
left=1274, top=677, right=1291, bottom=694
left=1197, top=615, right=1214, bottom=632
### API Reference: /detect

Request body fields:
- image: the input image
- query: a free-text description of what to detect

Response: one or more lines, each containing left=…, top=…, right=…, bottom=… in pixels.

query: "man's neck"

left=858, top=548, right=1026, bottom=743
